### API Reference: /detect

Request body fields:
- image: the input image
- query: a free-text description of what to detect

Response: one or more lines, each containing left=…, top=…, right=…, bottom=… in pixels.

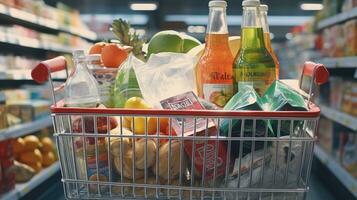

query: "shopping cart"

left=32, top=57, right=329, bottom=200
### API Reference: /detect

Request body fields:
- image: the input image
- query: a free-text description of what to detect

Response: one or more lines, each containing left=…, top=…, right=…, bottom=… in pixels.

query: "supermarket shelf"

left=0, top=4, right=96, bottom=41
left=0, top=116, right=52, bottom=141
left=320, top=105, right=357, bottom=131
left=318, top=7, right=357, bottom=30
left=318, top=57, right=357, bottom=68
left=314, top=146, right=357, bottom=198
left=0, top=33, right=73, bottom=54
left=1, top=162, right=60, bottom=200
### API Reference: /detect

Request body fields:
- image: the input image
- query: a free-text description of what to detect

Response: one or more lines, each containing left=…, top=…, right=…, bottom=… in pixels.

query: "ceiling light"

left=300, top=3, right=324, bottom=11
left=130, top=3, right=158, bottom=11
left=166, top=15, right=312, bottom=26
left=188, top=25, right=206, bottom=33
left=270, top=33, right=274, bottom=40
left=285, top=33, right=293, bottom=40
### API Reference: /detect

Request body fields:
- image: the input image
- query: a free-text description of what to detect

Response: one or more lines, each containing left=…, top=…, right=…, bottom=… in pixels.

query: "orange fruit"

left=42, top=151, right=56, bottom=167
left=20, top=149, right=43, bottom=164
left=40, top=137, right=54, bottom=153
left=28, top=162, right=42, bottom=173
left=13, top=137, right=25, bottom=154
left=89, top=42, right=106, bottom=54
left=159, top=118, right=169, bottom=133
left=101, top=43, right=128, bottom=68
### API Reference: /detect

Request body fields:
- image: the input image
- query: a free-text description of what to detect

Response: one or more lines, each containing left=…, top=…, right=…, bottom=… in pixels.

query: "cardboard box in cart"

left=161, top=91, right=227, bottom=180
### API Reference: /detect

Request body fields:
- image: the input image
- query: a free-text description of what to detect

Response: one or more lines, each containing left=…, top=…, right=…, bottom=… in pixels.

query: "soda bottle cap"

left=242, top=0, right=260, bottom=7
left=209, top=0, right=227, bottom=8
left=260, top=4, right=268, bottom=11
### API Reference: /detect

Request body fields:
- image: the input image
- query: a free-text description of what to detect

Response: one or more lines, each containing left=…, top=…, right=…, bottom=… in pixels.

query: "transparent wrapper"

left=113, top=54, right=144, bottom=108
left=134, top=53, right=197, bottom=108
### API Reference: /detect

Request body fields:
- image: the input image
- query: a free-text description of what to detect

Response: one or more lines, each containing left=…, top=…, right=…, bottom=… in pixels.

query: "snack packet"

left=261, top=81, right=307, bottom=136
left=113, top=54, right=144, bottom=108
left=160, top=91, right=227, bottom=181
left=220, top=85, right=273, bottom=158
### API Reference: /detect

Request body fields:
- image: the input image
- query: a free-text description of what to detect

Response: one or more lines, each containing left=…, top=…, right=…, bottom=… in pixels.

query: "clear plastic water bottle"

left=64, top=50, right=100, bottom=107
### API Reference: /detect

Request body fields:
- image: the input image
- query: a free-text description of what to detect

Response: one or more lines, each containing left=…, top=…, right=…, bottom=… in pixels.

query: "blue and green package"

left=261, top=81, right=307, bottom=136
left=220, top=85, right=273, bottom=158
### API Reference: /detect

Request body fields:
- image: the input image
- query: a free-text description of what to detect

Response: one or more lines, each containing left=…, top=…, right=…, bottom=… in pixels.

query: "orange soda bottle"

left=196, top=0, right=234, bottom=107
left=260, top=4, right=279, bottom=79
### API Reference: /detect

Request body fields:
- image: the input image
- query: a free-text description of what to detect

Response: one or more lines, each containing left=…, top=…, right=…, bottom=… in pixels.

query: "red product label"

left=160, top=91, right=227, bottom=180
left=0, top=140, right=15, bottom=193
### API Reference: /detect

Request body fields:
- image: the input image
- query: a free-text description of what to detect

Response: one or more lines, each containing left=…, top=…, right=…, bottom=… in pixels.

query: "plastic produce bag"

left=220, top=85, right=273, bottom=158
left=113, top=54, right=144, bottom=108
left=134, top=53, right=197, bottom=108
left=261, top=81, right=307, bottom=136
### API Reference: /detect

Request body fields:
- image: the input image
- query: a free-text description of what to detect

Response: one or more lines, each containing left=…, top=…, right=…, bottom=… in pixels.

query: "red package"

left=160, top=91, right=227, bottom=180
left=0, top=140, right=15, bottom=194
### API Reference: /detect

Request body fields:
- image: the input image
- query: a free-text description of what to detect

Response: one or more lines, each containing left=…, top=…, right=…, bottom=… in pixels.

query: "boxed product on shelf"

left=318, top=117, right=334, bottom=153
left=342, top=0, right=357, bottom=12
left=6, top=100, right=50, bottom=122
left=343, top=19, right=357, bottom=56
left=0, top=139, right=15, bottom=194
left=340, top=133, right=357, bottom=176
left=341, top=81, right=353, bottom=114
left=329, top=77, right=344, bottom=109
left=352, top=82, right=357, bottom=116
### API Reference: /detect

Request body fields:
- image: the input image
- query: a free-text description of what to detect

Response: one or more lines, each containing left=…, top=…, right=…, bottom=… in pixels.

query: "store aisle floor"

left=308, top=173, right=336, bottom=200
left=47, top=173, right=336, bottom=200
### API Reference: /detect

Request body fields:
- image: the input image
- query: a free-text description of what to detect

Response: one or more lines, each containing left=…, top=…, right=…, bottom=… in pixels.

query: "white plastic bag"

left=134, top=52, right=197, bottom=108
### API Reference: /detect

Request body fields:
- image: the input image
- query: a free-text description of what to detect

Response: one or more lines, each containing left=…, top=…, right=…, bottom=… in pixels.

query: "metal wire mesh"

left=53, top=113, right=317, bottom=200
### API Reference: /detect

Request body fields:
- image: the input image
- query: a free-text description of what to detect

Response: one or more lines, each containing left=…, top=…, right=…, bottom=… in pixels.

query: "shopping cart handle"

left=31, top=56, right=67, bottom=84
left=302, top=62, right=329, bottom=85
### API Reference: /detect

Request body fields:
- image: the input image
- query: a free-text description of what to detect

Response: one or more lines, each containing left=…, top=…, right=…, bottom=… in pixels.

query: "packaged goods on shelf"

left=342, top=0, right=357, bottom=12
left=329, top=77, right=344, bottom=110
left=0, top=92, right=6, bottom=130
left=341, top=133, right=357, bottom=177
left=6, top=100, right=50, bottom=122
left=321, top=18, right=357, bottom=57
left=0, top=24, right=92, bottom=50
left=317, top=117, right=334, bottom=153
left=0, top=1, right=93, bottom=35
left=352, top=83, right=357, bottom=116
left=343, top=19, right=357, bottom=56
left=0, top=139, right=15, bottom=194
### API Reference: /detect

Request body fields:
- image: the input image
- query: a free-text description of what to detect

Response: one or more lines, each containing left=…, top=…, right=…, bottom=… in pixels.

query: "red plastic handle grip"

left=303, top=62, right=329, bottom=85
left=31, top=56, right=67, bottom=84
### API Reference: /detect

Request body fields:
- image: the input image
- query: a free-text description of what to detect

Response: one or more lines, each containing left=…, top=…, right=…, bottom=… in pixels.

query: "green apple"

left=182, top=34, right=201, bottom=53
left=147, top=30, right=201, bottom=56
left=147, top=30, right=183, bottom=57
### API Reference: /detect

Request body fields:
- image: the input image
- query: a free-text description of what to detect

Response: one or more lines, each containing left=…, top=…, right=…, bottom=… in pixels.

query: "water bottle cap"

left=260, top=4, right=268, bottom=11
left=72, top=50, right=85, bottom=59
left=242, top=0, right=260, bottom=7
left=209, top=0, right=227, bottom=8
left=86, top=54, right=101, bottom=61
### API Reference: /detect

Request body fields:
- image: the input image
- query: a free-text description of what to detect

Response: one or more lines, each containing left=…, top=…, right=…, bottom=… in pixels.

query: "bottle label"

left=203, top=84, right=233, bottom=107
left=234, top=67, right=275, bottom=95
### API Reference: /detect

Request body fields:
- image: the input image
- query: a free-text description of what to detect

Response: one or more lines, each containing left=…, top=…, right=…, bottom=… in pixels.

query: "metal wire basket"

left=32, top=57, right=329, bottom=200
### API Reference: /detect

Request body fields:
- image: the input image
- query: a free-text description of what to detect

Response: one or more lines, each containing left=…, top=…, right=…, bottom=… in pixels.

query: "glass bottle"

left=196, top=0, right=234, bottom=107
left=260, top=4, right=279, bottom=79
left=233, top=0, right=276, bottom=96
left=64, top=50, right=100, bottom=107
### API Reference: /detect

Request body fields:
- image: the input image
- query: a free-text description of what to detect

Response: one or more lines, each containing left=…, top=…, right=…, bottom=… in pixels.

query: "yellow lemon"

left=124, top=97, right=157, bottom=134
left=133, top=117, right=158, bottom=135
left=124, top=97, right=151, bottom=109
